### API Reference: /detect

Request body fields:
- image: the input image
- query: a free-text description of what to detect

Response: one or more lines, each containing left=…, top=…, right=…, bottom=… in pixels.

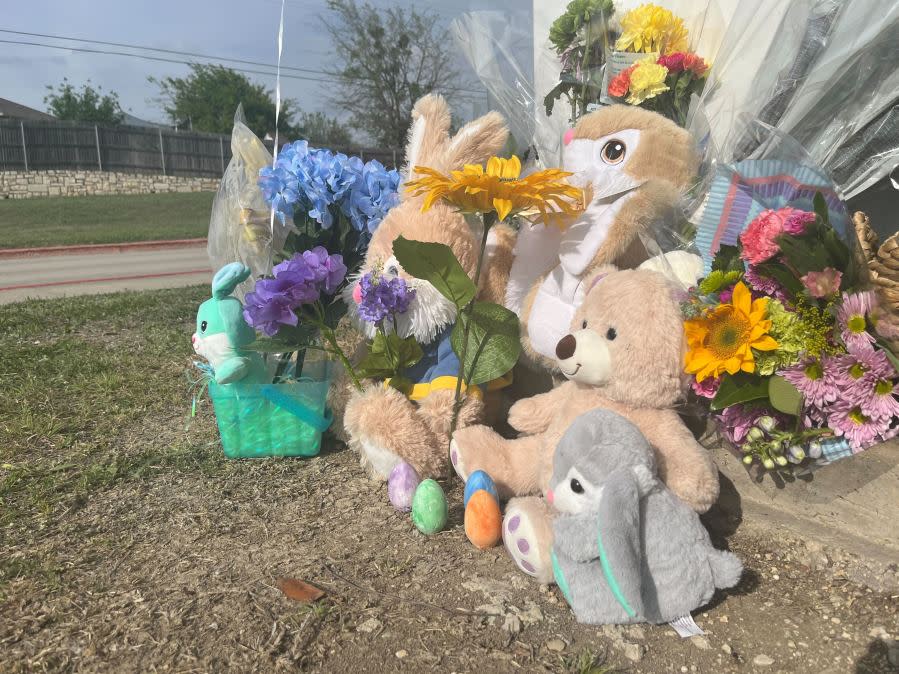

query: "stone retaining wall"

left=0, top=170, right=219, bottom=199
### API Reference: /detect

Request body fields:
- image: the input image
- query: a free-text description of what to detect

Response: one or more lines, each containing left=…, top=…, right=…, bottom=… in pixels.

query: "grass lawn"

left=1, top=290, right=896, bottom=672
left=0, top=191, right=213, bottom=248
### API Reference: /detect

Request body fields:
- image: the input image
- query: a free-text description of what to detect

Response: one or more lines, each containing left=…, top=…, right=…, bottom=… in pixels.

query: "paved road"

left=0, top=244, right=212, bottom=304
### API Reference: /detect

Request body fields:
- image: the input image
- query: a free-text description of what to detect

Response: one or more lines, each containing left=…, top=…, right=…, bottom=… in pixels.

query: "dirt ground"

left=2, top=288, right=897, bottom=673
left=2, top=424, right=897, bottom=673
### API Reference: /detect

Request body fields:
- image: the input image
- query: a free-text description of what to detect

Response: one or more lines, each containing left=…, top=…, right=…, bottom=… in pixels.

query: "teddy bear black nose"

left=556, top=334, right=577, bottom=360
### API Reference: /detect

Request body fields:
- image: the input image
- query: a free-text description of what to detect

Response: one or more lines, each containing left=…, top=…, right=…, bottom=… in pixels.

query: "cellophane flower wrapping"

left=207, top=105, right=293, bottom=301
left=686, top=0, right=899, bottom=200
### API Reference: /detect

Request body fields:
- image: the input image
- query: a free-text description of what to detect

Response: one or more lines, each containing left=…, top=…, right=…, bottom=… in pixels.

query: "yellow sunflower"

left=615, top=3, right=690, bottom=55
left=684, top=282, right=779, bottom=382
left=405, top=155, right=585, bottom=225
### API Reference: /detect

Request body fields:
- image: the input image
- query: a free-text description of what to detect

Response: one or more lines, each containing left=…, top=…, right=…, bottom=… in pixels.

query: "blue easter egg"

left=464, top=470, right=498, bottom=507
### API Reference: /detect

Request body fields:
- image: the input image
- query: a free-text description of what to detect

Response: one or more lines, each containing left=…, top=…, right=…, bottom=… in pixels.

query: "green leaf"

left=712, top=244, right=744, bottom=274
left=710, top=373, right=770, bottom=411
left=393, top=237, right=477, bottom=310
left=451, top=301, right=520, bottom=387
left=813, top=191, right=830, bottom=226
left=768, top=375, right=803, bottom=415
left=387, top=375, right=414, bottom=396
left=385, top=332, right=424, bottom=371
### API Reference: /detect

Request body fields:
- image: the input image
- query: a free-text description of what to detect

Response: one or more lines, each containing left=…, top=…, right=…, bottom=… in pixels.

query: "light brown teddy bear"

left=451, top=264, right=719, bottom=582
left=342, top=94, right=515, bottom=481
left=505, top=106, right=698, bottom=370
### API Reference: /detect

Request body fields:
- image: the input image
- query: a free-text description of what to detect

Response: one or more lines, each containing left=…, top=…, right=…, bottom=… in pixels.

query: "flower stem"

left=306, top=303, right=363, bottom=393
left=448, top=212, right=495, bottom=479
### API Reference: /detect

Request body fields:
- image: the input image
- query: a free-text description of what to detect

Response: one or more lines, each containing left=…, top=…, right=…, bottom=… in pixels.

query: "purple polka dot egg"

left=387, top=461, right=420, bottom=512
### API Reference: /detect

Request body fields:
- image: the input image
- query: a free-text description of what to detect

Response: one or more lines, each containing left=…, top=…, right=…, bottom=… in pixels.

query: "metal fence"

left=0, top=119, right=401, bottom=177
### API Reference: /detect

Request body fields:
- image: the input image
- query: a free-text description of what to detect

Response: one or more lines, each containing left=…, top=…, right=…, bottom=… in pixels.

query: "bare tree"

left=323, top=0, right=463, bottom=148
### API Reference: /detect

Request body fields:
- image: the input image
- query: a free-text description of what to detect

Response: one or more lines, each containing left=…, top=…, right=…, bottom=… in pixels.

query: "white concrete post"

left=94, top=125, right=103, bottom=171
left=20, top=121, right=28, bottom=171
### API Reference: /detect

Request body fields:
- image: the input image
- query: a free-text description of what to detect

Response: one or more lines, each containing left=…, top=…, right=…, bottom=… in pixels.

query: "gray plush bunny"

left=548, top=409, right=742, bottom=625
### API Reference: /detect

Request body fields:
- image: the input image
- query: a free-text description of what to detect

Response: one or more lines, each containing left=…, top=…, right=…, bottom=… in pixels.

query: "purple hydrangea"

left=243, top=248, right=347, bottom=336
left=354, top=272, right=415, bottom=325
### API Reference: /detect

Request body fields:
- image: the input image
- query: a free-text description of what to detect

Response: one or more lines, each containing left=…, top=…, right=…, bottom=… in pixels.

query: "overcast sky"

left=1, top=0, right=532, bottom=126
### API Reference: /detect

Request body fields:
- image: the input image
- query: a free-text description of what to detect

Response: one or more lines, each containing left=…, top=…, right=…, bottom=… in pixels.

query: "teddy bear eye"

left=201, top=320, right=208, bottom=333
left=581, top=320, right=588, bottom=329
left=570, top=478, right=584, bottom=494
left=606, top=327, right=617, bottom=340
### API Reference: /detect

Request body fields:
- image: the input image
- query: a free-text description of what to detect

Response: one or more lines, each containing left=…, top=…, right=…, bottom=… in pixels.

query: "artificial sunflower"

left=405, top=155, right=585, bottom=225
left=684, top=282, right=779, bottom=382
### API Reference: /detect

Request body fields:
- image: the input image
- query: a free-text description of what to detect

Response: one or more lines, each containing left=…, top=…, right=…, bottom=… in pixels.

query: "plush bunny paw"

left=449, top=439, right=468, bottom=481
left=502, top=500, right=554, bottom=583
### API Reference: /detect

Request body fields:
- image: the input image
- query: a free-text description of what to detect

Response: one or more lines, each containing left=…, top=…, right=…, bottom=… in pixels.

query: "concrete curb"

left=0, top=238, right=207, bottom=259
left=706, top=440, right=899, bottom=592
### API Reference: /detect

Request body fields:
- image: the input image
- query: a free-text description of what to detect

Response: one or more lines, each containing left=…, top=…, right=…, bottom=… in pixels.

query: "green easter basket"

left=208, top=359, right=333, bottom=458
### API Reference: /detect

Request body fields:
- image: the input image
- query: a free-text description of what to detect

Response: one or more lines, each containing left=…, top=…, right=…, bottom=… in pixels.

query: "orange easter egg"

left=464, top=490, right=502, bottom=550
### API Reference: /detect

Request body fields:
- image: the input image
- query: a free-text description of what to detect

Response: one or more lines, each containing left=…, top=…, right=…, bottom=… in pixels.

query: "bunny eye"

left=601, top=139, right=626, bottom=164
left=606, top=327, right=617, bottom=340
left=570, top=478, right=584, bottom=494
left=581, top=320, right=588, bottom=329
left=200, top=321, right=208, bottom=333
left=387, top=265, right=399, bottom=276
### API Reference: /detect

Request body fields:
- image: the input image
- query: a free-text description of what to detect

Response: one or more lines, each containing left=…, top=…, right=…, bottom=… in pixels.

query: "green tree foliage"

left=324, top=0, right=462, bottom=148
left=150, top=64, right=299, bottom=138
left=298, top=111, right=354, bottom=147
left=44, top=79, right=125, bottom=125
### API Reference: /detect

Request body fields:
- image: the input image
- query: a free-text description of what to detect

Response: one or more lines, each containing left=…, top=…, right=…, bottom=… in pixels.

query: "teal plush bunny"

left=192, top=263, right=268, bottom=384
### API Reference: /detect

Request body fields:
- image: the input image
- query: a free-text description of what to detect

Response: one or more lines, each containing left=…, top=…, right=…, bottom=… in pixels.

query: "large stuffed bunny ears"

left=212, top=263, right=252, bottom=300
left=402, top=94, right=509, bottom=194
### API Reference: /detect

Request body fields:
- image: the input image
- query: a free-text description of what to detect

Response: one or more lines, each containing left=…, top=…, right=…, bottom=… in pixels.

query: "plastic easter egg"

left=464, top=470, right=499, bottom=507
left=411, top=479, right=448, bottom=535
left=387, top=462, right=420, bottom=512
left=464, top=489, right=502, bottom=549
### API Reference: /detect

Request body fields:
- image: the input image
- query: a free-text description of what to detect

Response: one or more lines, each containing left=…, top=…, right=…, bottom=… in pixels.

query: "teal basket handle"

left=260, top=385, right=333, bottom=433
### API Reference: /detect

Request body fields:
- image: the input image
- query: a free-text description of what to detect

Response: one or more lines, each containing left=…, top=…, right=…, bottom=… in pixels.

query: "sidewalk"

left=0, top=239, right=210, bottom=304
left=707, top=439, right=899, bottom=592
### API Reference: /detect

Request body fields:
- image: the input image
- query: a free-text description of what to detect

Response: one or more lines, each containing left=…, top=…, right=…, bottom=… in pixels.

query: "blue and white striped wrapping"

left=694, top=159, right=849, bottom=274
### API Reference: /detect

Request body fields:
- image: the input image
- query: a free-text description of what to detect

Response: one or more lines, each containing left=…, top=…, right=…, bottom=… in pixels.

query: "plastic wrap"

left=207, top=105, right=293, bottom=301
left=687, top=0, right=899, bottom=200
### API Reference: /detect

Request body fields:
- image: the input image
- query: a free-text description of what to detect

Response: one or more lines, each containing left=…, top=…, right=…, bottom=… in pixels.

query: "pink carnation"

left=802, top=267, right=843, bottom=298
left=740, top=207, right=811, bottom=265
left=783, top=209, right=816, bottom=235
left=658, top=52, right=686, bottom=73
left=740, top=209, right=788, bottom=264
left=691, top=376, right=721, bottom=399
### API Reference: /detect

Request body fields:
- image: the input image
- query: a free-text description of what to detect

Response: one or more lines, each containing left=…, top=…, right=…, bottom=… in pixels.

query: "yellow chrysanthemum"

left=626, top=58, right=670, bottom=105
left=615, top=3, right=690, bottom=54
left=405, top=155, right=585, bottom=225
left=684, top=282, right=779, bottom=382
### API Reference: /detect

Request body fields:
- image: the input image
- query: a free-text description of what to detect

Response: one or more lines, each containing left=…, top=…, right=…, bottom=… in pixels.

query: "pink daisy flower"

left=827, top=401, right=892, bottom=451
left=858, top=376, right=899, bottom=421
left=780, top=358, right=838, bottom=408
left=837, top=291, right=877, bottom=352
left=825, top=348, right=891, bottom=396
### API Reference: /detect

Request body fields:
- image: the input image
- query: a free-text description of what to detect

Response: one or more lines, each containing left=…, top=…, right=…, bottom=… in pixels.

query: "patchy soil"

left=2, top=288, right=897, bottom=673
left=3, top=432, right=897, bottom=673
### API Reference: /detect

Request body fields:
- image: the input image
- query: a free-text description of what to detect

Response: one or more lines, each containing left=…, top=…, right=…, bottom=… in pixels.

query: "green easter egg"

left=411, top=479, right=448, bottom=535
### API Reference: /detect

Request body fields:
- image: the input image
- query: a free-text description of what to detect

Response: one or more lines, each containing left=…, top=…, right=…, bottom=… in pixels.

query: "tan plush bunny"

left=342, top=94, right=515, bottom=481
